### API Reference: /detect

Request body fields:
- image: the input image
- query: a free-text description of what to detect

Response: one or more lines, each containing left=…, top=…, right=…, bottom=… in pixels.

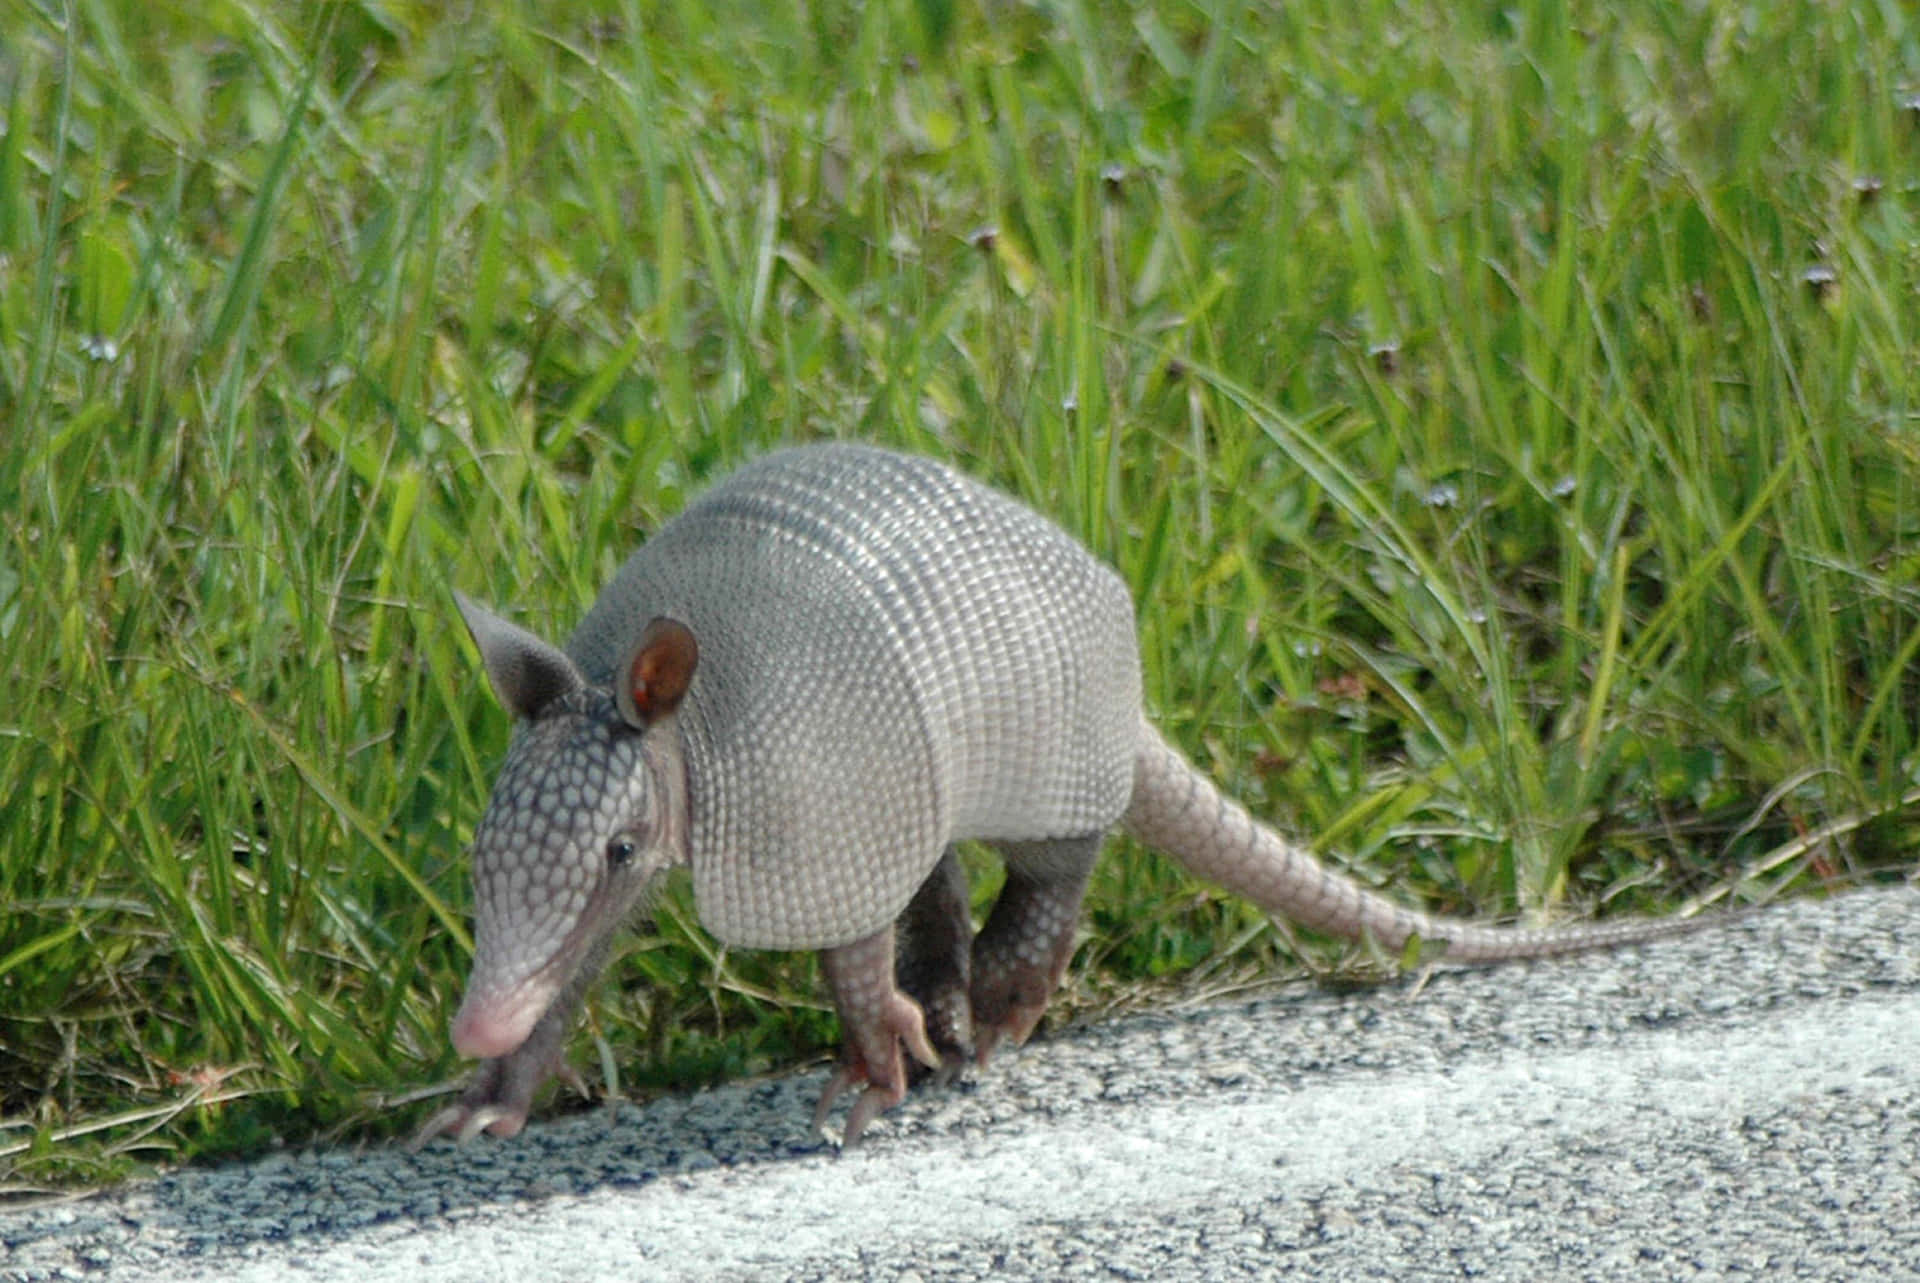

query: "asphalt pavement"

left=4, top=884, right=1916, bottom=1281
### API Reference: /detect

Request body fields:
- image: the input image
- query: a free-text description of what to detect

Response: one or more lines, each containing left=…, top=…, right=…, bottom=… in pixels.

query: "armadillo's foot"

left=408, top=1036, right=589, bottom=1151
left=968, top=957, right=1054, bottom=1066
left=809, top=1065, right=897, bottom=1147
left=817, top=929, right=940, bottom=1146
left=969, top=835, right=1101, bottom=1065
left=895, top=847, right=976, bottom=1080
left=411, top=1099, right=521, bottom=1149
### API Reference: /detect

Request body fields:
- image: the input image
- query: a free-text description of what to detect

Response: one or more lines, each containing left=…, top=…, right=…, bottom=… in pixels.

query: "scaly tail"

left=1122, top=719, right=1704, bottom=962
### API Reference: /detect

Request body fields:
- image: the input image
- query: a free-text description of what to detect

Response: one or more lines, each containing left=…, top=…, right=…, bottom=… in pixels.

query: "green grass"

left=3, top=0, right=1917, bottom=1187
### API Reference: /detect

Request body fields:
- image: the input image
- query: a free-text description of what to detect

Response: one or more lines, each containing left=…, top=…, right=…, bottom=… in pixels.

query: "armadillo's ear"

left=615, top=617, right=698, bottom=728
left=453, top=590, right=585, bottom=721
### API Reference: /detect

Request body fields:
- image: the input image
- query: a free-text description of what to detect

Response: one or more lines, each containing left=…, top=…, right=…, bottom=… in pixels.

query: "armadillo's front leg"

left=813, top=927, right=941, bottom=1146
left=894, top=846, right=975, bottom=1078
left=969, top=834, right=1102, bottom=1062
left=410, top=937, right=611, bottom=1149
left=409, top=996, right=586, bottom=1147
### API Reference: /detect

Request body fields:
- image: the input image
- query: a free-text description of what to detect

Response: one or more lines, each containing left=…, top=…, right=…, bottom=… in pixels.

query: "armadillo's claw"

left=841, top=1085, right=895, bottom=1148
left=811, top=1066, right=855, bottom=1135
left=459, top=1104, right=523, bottom=1142
left=814, top=1063, right=909, bottom=1149
left=972, top=988, right=1049, bottom=1066
left=925, top=1051, right=969, bottom=1089
left=408, top=1104, right=468, bottom=1153
left=812, top=1068, right=905, bottom=1150
left=555, top=1061, right=592, bottom=1101
left=408, top=1099, right=529, bottom=1151
left=903, top=1015, right=941, bottom=1072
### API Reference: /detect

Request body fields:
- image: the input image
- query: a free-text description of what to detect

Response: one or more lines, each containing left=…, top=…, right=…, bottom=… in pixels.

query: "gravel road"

left=5, top=886, right=1916, bottom=1282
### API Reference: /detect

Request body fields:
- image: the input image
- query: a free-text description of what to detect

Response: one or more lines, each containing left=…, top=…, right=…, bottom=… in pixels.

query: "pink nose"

left=451, top=996, right=538, bottom=1059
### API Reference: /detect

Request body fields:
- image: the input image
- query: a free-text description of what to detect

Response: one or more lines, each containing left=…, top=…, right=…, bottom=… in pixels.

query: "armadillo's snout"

left=450, top=983, right=548, bottom=1060
left=450, top=1006, right=519, bottom=1060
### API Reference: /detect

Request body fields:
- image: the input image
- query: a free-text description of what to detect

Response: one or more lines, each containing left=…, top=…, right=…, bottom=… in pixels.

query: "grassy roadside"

left=3, top=0, right=1917, bottom=1187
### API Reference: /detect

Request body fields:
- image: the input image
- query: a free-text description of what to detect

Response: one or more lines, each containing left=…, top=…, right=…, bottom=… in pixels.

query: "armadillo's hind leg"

left=894, top=847, right=975, bottom=1081
left=814, top=927, right=941, bottom=1146
left=970, top=833, right=1103, bottom=1064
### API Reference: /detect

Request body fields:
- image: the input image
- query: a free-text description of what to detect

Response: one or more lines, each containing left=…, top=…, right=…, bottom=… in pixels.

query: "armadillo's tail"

left=1120, top=719, right=1701, bottom=963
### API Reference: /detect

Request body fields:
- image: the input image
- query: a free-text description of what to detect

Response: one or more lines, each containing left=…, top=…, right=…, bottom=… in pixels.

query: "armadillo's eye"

left=606, top=836, right=637, bottom=868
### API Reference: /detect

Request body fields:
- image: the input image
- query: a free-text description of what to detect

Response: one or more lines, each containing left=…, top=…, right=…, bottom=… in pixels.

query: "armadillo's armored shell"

left=565, top=445, right=1141, bottom=950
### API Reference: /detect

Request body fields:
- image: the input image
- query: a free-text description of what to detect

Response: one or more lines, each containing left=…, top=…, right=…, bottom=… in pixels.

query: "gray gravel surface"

left=5, top=886, right=1917, bottom=1282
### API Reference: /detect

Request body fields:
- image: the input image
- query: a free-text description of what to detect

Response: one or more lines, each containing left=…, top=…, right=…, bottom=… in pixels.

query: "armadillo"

left=414, top=442, right=1701, bottom=1148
